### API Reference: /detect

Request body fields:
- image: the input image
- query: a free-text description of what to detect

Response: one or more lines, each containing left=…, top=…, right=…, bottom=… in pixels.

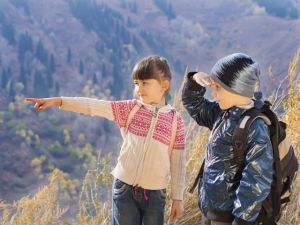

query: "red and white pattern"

left=173, top=116, right=185, bottom=150
left=128, top=108, right=152, bottom=137
left=111, top=100, right=136, bottom=128
left=111, top=100, right=185, bottom=150
left=153, top=111, right=174, bottom=146
left=153, top=113, right=185, bottom=150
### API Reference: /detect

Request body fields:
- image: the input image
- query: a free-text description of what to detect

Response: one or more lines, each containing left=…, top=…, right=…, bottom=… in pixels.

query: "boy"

left=182, top=53, right=273, bottom=225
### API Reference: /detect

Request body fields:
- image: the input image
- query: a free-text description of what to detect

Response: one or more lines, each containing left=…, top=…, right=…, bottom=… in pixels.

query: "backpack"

left=189, top=101, right=299, bottom=225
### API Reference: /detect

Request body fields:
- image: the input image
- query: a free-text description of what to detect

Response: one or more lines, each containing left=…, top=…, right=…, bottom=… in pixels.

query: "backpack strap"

left=124, top=102, right=142, bottom=134
left=260, top=102, right=283, bottom=219
left=232, top=108, right=271, bottom=170
left=233, top=101, right=285, bottom=221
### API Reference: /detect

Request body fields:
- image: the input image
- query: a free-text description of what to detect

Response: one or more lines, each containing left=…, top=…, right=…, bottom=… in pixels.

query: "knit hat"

left=210, top=53, right=260, bottom=97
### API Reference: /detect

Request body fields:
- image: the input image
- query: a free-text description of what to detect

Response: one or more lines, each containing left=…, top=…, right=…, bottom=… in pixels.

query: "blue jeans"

left=111, top=179, right=166, bottom=225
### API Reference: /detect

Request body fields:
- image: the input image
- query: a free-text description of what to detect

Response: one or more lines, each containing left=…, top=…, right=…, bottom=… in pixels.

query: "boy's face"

left=133, top=79, right=169, bottom=105
left=211, top=83, right=237, bottom=110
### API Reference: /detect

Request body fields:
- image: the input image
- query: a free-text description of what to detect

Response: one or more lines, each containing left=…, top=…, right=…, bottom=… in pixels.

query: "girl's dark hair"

left=131, top=55, right=172, bottom=84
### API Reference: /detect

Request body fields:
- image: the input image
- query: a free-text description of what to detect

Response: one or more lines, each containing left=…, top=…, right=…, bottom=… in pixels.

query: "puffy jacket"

left=182, top=72, right=273, bottom=224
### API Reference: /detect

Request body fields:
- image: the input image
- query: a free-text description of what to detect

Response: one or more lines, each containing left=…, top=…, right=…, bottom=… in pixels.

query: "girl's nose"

left=135, top=86, right=142, bottom=95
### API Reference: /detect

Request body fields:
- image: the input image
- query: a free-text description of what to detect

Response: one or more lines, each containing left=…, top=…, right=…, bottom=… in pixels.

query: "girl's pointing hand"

left=25, top=97, right=61, bottom=111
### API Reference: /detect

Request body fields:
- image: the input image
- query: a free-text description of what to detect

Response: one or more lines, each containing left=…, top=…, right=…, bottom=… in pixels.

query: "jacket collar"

left=136, top=99, right=175, bottom=112
left=226, top=101, right=254, bottom=119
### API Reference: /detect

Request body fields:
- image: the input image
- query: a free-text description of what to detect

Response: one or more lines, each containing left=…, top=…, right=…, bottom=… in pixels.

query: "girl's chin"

left=139, top=98, right=149, bottom=104
left=140, top=98, right=160, bottom=105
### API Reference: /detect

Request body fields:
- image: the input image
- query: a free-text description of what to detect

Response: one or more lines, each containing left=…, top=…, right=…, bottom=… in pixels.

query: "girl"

left=26, top=55, right=186, bottom=225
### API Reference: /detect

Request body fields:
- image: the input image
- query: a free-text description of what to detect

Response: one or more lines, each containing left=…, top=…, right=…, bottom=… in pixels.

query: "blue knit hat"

left=210, top=53, right=260, bottom=97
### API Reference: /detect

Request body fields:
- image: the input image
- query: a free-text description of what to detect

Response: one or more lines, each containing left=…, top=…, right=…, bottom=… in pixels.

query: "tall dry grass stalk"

left=76, top=153, right=113, bottom=225
left=277, top=48, right=300, bottom=225
left=0, top=49, right=299, bottom=225
left=0, top=169, right=67, bottom=225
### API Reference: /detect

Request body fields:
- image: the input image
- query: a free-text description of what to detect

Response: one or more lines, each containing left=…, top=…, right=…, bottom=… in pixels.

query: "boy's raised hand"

left=25, top=97, right=61, bottom=111
left=192, top=72, right=214, bottom=87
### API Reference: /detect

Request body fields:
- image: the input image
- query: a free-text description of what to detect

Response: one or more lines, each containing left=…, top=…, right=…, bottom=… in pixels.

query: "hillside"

left=0, top=0, right=299, bottom=202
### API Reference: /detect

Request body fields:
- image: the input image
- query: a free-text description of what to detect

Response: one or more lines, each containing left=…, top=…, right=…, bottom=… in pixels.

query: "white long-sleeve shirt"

left=60, top=97, right=186, bottom=200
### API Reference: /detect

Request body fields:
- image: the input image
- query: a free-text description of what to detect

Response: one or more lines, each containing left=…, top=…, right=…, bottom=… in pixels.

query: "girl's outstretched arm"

left=25, top=97, right=139, bottom=127
left=25, top=97, right=114, bottom=120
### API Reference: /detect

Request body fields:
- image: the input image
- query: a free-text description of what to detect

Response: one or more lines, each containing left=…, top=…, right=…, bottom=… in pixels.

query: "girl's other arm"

left=181, top=72, right=222, bottom=130
left=170, top=115, right=186, bottom=220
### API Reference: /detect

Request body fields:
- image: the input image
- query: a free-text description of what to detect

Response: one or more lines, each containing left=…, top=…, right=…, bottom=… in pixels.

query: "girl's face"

left=133, top=79, right=169, bottom=105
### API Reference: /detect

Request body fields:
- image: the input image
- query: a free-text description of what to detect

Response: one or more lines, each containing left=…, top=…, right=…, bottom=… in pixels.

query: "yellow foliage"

left=0, top=169, right=67, bottom=225
left=8, top=102, right=15, bottom=112
left=28, top=129, right=33, bottom=137
left=31, top=155, right=46, bottom=178
left=25, top=136, right=31, bottom=145
left=63, top=129, right=71, bottom=144
left=78, top=133, right=86, bottom=143
left=82, top=79, right=113, bottom=100
left=16, top=129, right=39, bottom=147
left=19, top=129, right=27, bottom=138
left=54, top=170, right=80, bottom=200
left=76, top=153, right=113, bottom=225
left=34, top=134, right=40, bottom=145
left=15, top=94, right=27, bottom=112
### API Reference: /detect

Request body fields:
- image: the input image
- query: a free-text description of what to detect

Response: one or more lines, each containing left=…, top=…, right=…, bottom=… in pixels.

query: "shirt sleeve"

left=60, top=97, right=136, bottom=128
left=170, top=114, right=186, bottom=200
left=59, top=97, right=114, bottom=120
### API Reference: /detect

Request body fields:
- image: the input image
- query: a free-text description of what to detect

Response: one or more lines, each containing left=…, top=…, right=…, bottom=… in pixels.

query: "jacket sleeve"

left=232, top=119, right=273, bottom=224
left=181, top=72, right=222, bottom=130
left=60, top=97, right=136, bottom=128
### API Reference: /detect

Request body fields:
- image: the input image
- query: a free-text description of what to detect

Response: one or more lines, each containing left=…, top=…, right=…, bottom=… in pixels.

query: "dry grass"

left=0, top=169, right=67, bottom=225
left=0, top=49, right=299, bottom=225
left=277, top=48, right=300, bottom=225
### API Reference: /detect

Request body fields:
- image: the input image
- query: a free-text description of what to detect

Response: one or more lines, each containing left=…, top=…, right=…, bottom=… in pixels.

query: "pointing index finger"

left=25, top=98, right=42, bottom=103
